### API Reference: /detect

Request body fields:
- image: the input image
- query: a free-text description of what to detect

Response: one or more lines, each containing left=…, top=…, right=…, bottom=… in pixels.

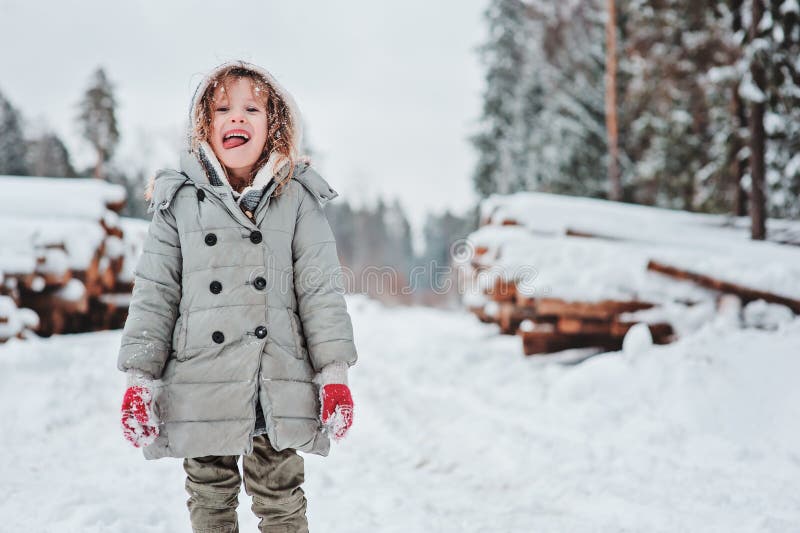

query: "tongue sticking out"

left=223, top=137, right=248, bottom=149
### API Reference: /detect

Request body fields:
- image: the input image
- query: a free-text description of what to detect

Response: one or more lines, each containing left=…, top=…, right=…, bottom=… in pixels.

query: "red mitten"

left=320, top=384, right=354, bottom=441
left=121, top=385, right=159, bottom=448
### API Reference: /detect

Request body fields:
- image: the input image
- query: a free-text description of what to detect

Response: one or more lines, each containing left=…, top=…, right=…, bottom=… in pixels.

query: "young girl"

left=117, top=60, right=357, bottom=532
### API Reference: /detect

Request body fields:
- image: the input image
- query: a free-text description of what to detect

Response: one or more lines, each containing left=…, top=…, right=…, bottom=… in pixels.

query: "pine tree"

left=620, top=0, right=739, bottom=210
left=529, top=0, right=609, bottom=197
left=25, top=132, right=76, bottom=177
left=472, top=0, right=609, bottom=199
left=756, top=0, right=800, bottom=219
left=730, top=0, right=800, bottom=231
left=472, top=0, right=530, bottom=196
left=77, top=67, right=120, bottom=179
left=0, top=89, right=28, bottom=176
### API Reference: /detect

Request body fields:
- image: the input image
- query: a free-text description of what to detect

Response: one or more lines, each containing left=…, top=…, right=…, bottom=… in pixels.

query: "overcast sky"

left=0, top=0, right=488, bottom=232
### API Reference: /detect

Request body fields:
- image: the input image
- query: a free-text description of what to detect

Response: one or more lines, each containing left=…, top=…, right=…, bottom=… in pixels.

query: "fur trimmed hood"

left=186, top=60, right=304, bottom=155
left=146, top=61, right=306, bottom=202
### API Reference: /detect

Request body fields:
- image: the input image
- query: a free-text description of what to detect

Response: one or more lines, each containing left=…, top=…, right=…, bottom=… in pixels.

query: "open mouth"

left=222, top=129, right=251, bottom=149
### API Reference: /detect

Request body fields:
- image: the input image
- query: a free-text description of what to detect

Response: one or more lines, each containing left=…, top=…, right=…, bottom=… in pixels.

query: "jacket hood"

left=181, top=60, right=305, bottom=192
left=147, top=61, right=339, bottom=212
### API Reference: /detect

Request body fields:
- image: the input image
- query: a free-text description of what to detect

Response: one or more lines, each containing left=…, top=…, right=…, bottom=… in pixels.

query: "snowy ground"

left=2, top=294, right=800, bottom=532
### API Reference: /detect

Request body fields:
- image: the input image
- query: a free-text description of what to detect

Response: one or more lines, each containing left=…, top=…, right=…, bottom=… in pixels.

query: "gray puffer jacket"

left=117, top=144, right=357, bottom=459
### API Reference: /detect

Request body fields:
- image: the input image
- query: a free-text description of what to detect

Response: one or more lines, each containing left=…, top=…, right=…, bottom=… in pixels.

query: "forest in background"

left=473, top=0, right=800, bottom=234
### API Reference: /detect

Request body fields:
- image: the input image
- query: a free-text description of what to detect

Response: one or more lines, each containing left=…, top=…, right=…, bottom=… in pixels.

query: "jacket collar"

left=180, top=141, right=286, bottom=191
left=180, top=142, right=339, bottom=207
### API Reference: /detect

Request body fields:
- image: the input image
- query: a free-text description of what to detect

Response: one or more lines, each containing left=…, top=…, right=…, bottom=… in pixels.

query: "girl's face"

left=208, top=77, right=269, bottom=177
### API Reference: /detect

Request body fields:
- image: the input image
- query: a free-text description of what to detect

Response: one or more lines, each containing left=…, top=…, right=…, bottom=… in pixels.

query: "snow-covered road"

left=1, top=295, right=799, bottom=532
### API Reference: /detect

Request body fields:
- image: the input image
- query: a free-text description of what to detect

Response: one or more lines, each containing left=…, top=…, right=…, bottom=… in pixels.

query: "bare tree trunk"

left=749, top=0, right=767, bottom=240
left=94, top=149, right=105, bottom=179
left=605, top=0, right=621, bottom=201
left=732, top=89, right=748, bottom=216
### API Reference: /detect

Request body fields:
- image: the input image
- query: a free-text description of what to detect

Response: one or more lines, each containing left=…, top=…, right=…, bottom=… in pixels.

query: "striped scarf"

left=198, top=144, right=292, bottom=215
left=233, top=181, right=274, bottom=213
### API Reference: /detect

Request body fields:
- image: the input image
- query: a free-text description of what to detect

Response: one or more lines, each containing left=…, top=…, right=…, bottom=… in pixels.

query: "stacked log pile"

left=469, top=277, right=674, bottom=356
left=0, top=176, right=146, bottom=342
left=464, top=192, right=800, bottom=357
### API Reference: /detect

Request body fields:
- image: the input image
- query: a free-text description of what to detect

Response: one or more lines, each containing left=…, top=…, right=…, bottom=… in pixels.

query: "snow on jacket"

left=117, top=63, right=357, bottom=460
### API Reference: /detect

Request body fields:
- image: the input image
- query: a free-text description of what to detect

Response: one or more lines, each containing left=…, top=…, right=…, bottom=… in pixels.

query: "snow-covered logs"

left=0, top=176, right=147, bottom=342
left=464, top=192, right=800, bottom=356
left=469, top=278, right=674, bottom=356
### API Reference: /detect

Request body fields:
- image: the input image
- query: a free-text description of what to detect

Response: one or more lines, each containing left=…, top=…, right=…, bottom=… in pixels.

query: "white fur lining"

left=198, top=141, right=286, bottom=201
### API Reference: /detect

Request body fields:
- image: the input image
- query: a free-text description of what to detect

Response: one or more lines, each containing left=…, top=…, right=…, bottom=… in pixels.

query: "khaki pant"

left=183, top=435, right=308, bottom=533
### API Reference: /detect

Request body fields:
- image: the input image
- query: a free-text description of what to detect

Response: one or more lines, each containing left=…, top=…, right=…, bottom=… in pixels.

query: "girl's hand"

left=121, top=381, right=159, bottom=448
left=320, top=384, right=354, bottom=441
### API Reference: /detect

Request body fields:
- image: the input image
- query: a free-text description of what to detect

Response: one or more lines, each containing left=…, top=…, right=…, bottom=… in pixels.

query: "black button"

left=196, top=189, right=205, bottom=201
left=209, top=281, right=222, bottom=294
left=254, top=326, right=268, bottom=339
left=205, top=233, right=217, bottom=246
left=249, top=231, right=263, bottom=244
left=212, top=331, right=225, bottom=344
left=253, top=277, right=266, bottom=290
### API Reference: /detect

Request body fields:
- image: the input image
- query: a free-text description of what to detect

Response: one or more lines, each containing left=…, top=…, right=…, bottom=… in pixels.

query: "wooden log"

left=516, top=293, right=536, bottom=308
left=73, top=249, right=104, bottom=298
left=520, top=328, right=622, bottom=356
left=500, top=218, right=520, bottom=226
left=98, top=253, right=121, bottom=293
left=647, top=259, right=800, bottom=314
left=0, top=273, right=34, bottom=304
left=498, top=303, right=539, bottom=334
left=114, top=280, right=135, bottom=294
left=16, top=273, right=40, bottom=293
left=557, top=317, right=612, bottom=335
left=89, top=296, right=128, bottom=331
left=38, top=270, right=72, bottom=288
left=100, top=218, right=124, bottom=238
left=105, top=199, right=126, bottom=213
left=109, top=256, right=125, bottom=277
left=521, top=331, right=572, bottom=356
left=536, top=298, right=654, bottom=320
left=565, top=228, right=621, bottom=240
left=23, top=289, right=89, bottom=316
left=485, top=278, right=517, bottom=303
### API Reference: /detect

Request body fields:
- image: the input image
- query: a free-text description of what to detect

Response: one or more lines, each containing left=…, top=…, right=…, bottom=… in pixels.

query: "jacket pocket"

left=286, top=308, right=308, bottom=360
left=172, top=312, right=189, bottom=361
